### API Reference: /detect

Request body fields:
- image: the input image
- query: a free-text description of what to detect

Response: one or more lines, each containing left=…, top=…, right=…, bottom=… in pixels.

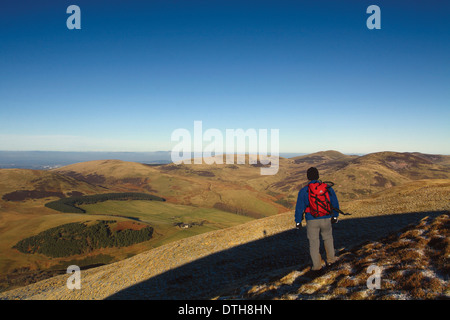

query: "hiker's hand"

left=296, top=222, right=302, bottom=229
left=331, top=217, right=338, bottom=224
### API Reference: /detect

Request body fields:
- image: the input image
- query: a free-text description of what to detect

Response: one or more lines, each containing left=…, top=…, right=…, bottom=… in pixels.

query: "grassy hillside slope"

left=1, top=150, right=449, bottom=293
left=0, top=179, right=448, bottom=300
left=218, top=213, right=449, bottom=300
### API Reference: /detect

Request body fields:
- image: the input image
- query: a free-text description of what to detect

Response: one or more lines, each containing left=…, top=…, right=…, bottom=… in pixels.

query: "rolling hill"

left=51, top=150, right=450, bottom=210
left=0, top=150, right=449, bottom=295
left=0, top=178, right=448, bottom=300
left=52, top=159, right=288, bottom=217
left=267, top=151, right=450, bottom=202
left=0, top=168, right=106, bottom=201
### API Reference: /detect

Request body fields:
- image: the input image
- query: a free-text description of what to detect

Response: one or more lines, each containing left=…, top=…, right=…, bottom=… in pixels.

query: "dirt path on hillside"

left=0, top=210, right=445, bottom=300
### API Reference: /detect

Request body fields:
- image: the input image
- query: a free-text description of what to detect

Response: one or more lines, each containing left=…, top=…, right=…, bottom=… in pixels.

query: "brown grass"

left=0, top=152, right=449, bottom=298
left=217, top=213, right=450, bottom=300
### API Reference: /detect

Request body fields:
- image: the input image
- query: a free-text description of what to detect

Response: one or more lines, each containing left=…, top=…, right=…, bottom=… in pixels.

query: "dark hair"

left=307, top=167, right=319, bottom=181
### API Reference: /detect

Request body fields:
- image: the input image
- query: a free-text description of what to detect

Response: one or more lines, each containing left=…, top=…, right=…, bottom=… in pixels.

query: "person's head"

left=307, top=167, right=319, bottom=181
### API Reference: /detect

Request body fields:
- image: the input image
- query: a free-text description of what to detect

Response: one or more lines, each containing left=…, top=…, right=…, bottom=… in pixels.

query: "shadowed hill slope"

left=217, top=213, right=449, bottom=300
left=0, top=179, right=448, bottom=300
left=1, top=151, right=448, bottom=297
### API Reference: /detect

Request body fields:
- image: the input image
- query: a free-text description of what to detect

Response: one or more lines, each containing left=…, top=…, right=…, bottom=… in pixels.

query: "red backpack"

left=305, top=181, right=332, bottom=218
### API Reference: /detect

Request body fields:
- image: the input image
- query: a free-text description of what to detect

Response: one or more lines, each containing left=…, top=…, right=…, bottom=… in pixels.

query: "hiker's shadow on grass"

left=105, top=211, right=444, bottom=300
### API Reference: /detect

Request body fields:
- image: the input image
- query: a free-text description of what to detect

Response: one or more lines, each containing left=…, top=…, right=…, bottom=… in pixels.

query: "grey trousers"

left=306, top=218, right=336, bottom=270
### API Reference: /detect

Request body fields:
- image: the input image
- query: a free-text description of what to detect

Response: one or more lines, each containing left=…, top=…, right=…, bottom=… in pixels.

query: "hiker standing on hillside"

left=295, top=167, right=339, bottom=273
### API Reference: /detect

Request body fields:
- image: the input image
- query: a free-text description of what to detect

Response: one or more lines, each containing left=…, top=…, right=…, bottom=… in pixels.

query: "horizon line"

left=0, top=150, right=449, bottom=156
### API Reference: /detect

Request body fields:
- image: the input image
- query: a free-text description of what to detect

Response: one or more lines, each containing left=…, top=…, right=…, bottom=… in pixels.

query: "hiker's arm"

left=329, top=187, right=339, bottom=217
left=294, top=187, right=307, bottom=223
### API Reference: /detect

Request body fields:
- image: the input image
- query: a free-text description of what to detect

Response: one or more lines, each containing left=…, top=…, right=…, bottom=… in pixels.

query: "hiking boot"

left=305, top=268, right=324, bottom=279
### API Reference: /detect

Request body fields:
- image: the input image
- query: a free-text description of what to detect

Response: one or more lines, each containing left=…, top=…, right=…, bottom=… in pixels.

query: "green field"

left=79, top=200, right=255, bottom=247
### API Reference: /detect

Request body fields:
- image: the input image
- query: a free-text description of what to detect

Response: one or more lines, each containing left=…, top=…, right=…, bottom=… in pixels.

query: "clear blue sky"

left=0, top=0, right=449, bottom=154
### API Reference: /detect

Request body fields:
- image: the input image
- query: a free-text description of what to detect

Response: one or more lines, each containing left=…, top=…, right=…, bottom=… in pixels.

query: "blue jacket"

left=295, top=180, right=339, bottom=223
